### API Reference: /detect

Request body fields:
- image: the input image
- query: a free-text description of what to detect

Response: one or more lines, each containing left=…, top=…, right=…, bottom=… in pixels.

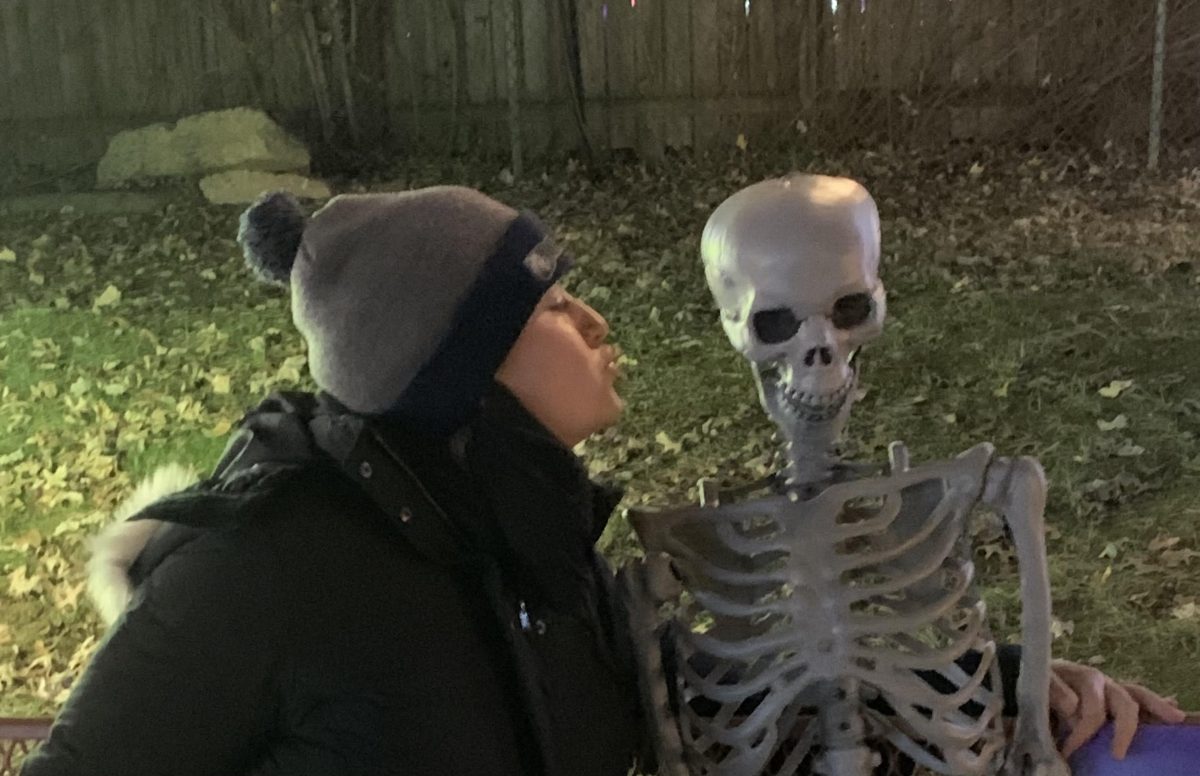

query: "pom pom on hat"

left=238, top=191, right=307, bottom=286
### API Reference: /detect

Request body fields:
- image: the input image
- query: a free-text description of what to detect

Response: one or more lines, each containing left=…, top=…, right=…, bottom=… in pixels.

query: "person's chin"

left=606, top=395, right=625, bottom=424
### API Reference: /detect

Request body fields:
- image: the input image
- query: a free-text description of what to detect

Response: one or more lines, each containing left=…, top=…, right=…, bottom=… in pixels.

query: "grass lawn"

left=1, top=146, right=1199, bottom=719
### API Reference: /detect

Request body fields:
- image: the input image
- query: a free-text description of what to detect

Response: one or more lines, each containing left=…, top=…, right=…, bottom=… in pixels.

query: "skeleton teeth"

left=779, top=380, right=853, bottom=421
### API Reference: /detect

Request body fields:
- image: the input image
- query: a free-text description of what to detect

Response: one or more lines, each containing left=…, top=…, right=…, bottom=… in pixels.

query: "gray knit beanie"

left=236, top=186, right=572, bottom=434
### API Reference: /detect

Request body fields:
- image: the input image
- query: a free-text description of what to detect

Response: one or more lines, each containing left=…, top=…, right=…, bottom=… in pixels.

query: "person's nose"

left=574, top=299, right=610, bottom=348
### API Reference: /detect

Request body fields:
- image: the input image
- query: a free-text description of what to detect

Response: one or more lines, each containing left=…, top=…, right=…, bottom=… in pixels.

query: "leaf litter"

left=2, top=145, right=1200, bottom=716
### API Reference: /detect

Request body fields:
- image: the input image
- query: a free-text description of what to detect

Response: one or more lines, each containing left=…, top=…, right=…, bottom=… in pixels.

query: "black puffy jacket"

left=21, top=387, right=646, bottom=776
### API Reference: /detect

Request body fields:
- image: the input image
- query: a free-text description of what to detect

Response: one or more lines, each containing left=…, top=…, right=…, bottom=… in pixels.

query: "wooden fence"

left=0, top=0, right=1194, bottom=162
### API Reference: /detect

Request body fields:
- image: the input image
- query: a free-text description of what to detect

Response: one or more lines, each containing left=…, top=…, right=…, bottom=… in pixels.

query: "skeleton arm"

left=980, top=456, right=1070, bottom=776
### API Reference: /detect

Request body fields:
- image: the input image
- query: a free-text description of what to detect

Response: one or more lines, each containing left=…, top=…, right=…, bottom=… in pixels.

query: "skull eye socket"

left=831, top=293, right=873, bottom=329
left=753, top=308, right=801, bottom=344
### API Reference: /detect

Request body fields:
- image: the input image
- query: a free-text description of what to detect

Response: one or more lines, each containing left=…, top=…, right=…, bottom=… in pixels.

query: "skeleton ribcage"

left=630, top=444, right=1007, bottom=776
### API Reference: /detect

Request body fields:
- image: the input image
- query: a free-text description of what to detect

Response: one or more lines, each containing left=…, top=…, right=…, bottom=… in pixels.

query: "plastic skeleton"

left=619, top=175, right=1068, bottom=776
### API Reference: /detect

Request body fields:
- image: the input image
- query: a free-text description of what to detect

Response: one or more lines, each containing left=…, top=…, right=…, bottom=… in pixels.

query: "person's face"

left=496, top=284, right=624, bottom=447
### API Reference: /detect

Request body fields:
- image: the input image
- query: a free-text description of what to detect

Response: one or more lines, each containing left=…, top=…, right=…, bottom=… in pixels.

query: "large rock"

left=199, top=170, right=331, bottom=205
left=97, top=108, right=310, bottom=188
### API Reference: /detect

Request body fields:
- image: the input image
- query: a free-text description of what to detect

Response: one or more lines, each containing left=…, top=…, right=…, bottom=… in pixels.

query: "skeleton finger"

left=1105, top=681, right=1141, bottom=759
left=888, top=441, right=910, bottom=473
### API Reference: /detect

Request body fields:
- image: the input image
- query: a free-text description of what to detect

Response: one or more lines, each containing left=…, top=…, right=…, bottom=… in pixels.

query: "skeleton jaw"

left=781, top=378, right=854, bottom=423
left=755, top=361, right=859, bottom=488
left=760, top=357, right=858, bottom=426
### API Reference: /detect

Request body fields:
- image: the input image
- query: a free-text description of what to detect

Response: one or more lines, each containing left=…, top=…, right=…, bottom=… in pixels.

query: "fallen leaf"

left=655, top=431, right=683, bottom=455
left=1149, top=534, right=1182, bottom=552
left=0, top=247, right=15, bottom=263
left=7, top=566, right=40, bottom=597
left=1159, top=548, right=1200, bottom=567
left=1098, top=379, right=1133, bottom=398
left=210, top=374, right=231, bottom=394
left=93, top=284, right=122, bottom=308
left=1050, top=617, right=1074, bottom=639
left=1172, top=601, right=1199, bottom=620
left=1116, top=441, right=1145, bottom=457
left=1096, top=414, right=1128, bottom=431
left=10, top=529, right=43, bottom=551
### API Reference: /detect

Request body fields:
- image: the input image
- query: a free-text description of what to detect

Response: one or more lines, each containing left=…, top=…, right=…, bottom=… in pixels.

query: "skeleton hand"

left=1051, top=659, right=1186, bottom=759
left=1002, top=719, right=1071, bottom=776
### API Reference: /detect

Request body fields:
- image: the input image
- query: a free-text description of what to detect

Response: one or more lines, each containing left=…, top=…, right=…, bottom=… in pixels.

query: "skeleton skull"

left=701, top=174, right=887, bottom=478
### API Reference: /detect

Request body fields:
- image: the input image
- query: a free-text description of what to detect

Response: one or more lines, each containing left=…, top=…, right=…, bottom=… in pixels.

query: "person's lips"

left=603, top=345, right=623, bottom=377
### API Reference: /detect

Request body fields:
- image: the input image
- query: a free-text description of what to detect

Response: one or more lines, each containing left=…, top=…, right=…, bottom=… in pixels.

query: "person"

left=20, top=186, right=1183, bottom=776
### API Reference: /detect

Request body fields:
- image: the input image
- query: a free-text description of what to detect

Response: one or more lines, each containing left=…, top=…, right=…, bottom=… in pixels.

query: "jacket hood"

left=87, top=463, right=199, bottom=625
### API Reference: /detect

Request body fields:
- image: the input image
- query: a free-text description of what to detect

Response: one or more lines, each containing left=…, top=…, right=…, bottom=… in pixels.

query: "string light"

left=745, top=0, right=751, bottom=15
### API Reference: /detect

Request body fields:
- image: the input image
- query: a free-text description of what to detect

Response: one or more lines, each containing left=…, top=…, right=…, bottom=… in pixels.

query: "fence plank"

left=748, top=0, right=777, bottom=95
left=519, top=0, right=557, bottom=153
left=690, top=0, right=719, bottom=98
left=661, top=0, right=693, bottom=147
left=773, top=0, right=801, bottom=98
left=463, top=0, right=494, bottom=104
left=490, top=0, right=512, bottom=102
left=520, top=0, right=548, bottom=100
left=55, top=0, right=93, bottom=114
left=25, top=0, right=64, bottom=118
left=576, top=0, right=609, bottom=148
left=0, top=3, right=26, bottom=121
left=604, top=0, right=638, bottom=147
left=719, top=0, right=749, bottom=96
left=690, top=0, right=721, bottom=145
left=390, top=0, right=425, bottom=143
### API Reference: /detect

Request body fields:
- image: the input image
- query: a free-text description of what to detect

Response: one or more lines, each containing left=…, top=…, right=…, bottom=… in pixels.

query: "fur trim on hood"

left=87, top=464, right=199, bottom=626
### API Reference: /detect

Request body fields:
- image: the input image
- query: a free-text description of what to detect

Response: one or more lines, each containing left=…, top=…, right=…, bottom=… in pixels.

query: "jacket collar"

left=466, top=383, right=624, bottom=543
left=318, top=387, right=624, bottom=577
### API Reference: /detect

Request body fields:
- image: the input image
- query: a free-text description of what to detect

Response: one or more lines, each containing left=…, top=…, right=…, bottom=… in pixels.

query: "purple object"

left=1067, top=722, right=1200, bottom=776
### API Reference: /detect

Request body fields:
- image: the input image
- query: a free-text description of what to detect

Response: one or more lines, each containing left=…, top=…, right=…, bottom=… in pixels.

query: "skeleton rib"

left=692, top=587, right=795, bottom=620
left=675, top=547, right=793, bottom=587
left=869, top=650, right=999, bottom=716
left=866, top=609, right=987, bottom=671
left=679, top=625, right=811, bottom=664
left=847, top=567, right=971, bottom=635
left=879, top=721, right=1004, bottom=776
left=845, top=523, right=965, bottom=602
left=680, top=649, right=809, bottom=705
left=887, top=696, right=997, bottom=749
left=829, top=491, right=903, bottom=541
left=713, top=520, right=789, bottom=557
left=679, top=688, right=787, bottom=752
left=836, top=493, right=956, bottom=572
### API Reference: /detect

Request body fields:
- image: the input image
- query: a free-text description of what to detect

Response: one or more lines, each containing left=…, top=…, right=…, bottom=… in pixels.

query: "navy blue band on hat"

left=382, top=211, right=574, bottom=434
